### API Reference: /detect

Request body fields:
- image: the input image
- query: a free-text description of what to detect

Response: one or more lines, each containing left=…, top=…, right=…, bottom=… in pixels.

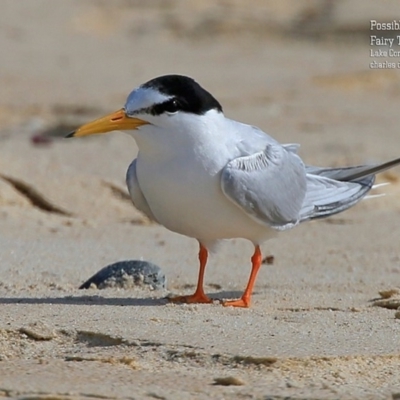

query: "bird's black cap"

left=142, top=75, right=223, bottom=116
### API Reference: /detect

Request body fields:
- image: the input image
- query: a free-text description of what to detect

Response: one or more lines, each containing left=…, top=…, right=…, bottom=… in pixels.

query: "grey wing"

left=126, top=159, right=158, bottom=223
left=221, top=144, right=307, bottom=230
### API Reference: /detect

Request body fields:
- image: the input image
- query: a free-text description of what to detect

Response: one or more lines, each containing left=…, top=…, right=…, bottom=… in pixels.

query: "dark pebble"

left=79, top=260, right=166, bottom=290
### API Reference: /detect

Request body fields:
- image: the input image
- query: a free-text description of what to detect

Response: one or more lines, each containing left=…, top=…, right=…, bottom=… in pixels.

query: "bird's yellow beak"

left=66, top=109, right=149, bottom=138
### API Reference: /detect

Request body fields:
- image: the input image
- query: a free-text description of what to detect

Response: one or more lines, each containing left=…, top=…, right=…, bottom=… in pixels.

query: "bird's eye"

left=164, top=99, right=180, bottom=114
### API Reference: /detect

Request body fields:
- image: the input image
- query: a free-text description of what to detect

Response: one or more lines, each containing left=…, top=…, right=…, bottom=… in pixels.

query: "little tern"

left=68, top=74, right=400, bottom=307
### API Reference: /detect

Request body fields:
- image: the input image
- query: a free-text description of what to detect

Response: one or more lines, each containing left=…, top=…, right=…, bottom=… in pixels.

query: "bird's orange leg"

left=169, top=243, right=212, bottom=304
left=223, top=245, right=262, bottom=308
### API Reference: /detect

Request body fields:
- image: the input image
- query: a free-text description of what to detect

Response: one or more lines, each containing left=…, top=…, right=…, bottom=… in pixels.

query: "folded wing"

left=222, top=144, right=400, bottom=229
left=221, top=144, right=307, bottom=230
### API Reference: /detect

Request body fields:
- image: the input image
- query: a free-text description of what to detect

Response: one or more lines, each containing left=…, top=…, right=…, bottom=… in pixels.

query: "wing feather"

left=299, top=175, right=373, bottom=221
left=221, top=144, right=307, bottom=230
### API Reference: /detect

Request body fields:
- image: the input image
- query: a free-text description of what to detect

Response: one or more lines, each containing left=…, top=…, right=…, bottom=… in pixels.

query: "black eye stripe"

left=150, top=98, right=180, bottom=115
left=128, top=99, right=181, bottom=117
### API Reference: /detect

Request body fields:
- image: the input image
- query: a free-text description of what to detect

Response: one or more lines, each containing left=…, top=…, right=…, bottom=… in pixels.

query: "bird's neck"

left=131, top=111, right=230, bottom=162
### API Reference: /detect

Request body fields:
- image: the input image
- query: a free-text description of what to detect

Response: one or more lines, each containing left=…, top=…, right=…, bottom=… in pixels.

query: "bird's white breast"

left=133, top=115, right=276, bottom=244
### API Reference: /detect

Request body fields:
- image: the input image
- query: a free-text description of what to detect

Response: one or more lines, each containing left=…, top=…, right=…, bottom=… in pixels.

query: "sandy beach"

left=1, top=1, right=400, bottom=399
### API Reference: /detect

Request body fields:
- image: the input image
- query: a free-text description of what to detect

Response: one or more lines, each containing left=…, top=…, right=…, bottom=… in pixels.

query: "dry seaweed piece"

left=0, top=174, right=72, bottom=216
left=233, top=355, right=277, bottom=366
left=262, top=255, right=275, bottom=265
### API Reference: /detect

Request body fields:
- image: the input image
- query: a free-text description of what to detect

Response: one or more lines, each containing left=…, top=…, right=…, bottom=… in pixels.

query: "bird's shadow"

left=0, top=295, right=161, bottom=307
left=0, top=291, right=243, bottom=307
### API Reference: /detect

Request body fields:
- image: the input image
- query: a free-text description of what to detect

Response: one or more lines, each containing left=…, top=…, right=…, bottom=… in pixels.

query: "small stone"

left=379, top=288, right=400, bottom=299
left=395, top=308, right=400, bottom=319
left=372, top=299, right=400, bottom=310
left=213, top=376, right=245, bottom=386
left=79, top=260, right=166, bottom=290
left=19, top=321, right=55, bottom=341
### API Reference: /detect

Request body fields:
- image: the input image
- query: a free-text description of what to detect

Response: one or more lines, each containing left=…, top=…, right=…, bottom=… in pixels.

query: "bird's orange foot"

left=222, top=297, right=251, bottom=308
left=169, top=292, right=212, bottom=304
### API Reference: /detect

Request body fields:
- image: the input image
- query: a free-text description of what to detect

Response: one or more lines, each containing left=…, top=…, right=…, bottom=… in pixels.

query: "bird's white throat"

left=126, top=109, right=231, bottom=164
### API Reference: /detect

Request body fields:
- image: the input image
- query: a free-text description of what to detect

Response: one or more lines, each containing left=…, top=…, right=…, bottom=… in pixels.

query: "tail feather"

left=305, top=156, right=400, bottom=182
left=300, top=157, right=400, bottom=222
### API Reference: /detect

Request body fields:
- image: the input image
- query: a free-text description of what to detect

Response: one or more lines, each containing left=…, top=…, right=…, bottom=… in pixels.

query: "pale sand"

left=1, top=1, right=400, bottom=399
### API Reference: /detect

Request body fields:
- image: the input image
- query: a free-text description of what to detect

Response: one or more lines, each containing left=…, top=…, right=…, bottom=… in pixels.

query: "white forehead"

left=124, top=87, right=172, bottom=115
